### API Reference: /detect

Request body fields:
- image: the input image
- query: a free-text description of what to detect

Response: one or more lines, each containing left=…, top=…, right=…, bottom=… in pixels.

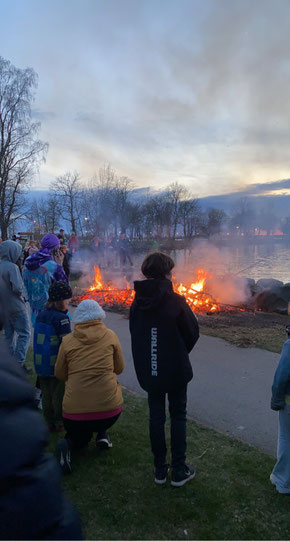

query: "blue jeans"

left=4, top=310, right=31, bottom=364
left=148, top=386, right=187, bottom=469
left=271, top=404, right=290, bottom=493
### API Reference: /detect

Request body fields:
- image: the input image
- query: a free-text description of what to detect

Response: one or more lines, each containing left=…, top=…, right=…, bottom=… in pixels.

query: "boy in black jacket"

left=129, top=252, right=199, bottom=486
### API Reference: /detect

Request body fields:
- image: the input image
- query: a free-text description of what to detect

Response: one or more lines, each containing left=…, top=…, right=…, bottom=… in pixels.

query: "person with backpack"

left=23, top=233, right=68, bottom=326
left=129, top=252, right=199, bottom=486
left=34, top=282, right=72, bottom=432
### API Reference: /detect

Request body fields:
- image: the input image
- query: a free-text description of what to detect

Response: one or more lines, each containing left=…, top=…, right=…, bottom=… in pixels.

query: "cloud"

left=32, top=110, right=56, bottom=121
left=3, top=0, right=290, bottom=194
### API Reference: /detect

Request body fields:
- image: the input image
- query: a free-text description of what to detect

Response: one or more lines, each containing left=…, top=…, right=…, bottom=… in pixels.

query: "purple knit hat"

left=40, top=233, right=60, bottom=254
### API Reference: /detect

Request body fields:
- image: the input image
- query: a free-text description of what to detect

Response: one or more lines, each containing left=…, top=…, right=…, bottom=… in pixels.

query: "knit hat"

left=48, top=281, right=72, bottom=301
left=73, top=299, right=106, bottom=323
left=41, top=233, right=60, bottom=254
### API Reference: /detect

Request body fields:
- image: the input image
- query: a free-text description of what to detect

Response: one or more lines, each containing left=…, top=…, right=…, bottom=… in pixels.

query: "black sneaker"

left=55, top=438, right=72, bottom=475
left=96, top=432, right=113, bottom=450
left=171, top=465, right=195, bottom=487
left=154, top=464, right=169, bottom=485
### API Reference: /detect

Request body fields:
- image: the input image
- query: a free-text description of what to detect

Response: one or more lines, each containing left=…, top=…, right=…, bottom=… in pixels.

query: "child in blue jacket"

left=270, top=325, right=290, bottom=494
left=34, top=281, right=72, bottom=432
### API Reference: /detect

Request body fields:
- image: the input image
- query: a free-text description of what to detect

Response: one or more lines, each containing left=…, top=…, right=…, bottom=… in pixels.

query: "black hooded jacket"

left=0, top=338, right=82, bottom=540
left=129, top=279, right=199, bottom=393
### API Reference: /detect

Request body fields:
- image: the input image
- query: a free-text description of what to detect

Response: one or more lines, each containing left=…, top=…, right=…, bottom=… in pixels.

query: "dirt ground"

left=198, top=309, right=289, bottom=353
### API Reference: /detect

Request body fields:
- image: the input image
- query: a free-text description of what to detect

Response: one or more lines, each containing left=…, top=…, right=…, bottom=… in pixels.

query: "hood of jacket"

left=133, top=278, right=173, bottom=310
left=73, top=319, right=108, bottom=344
left=0, top=240, right=22, bottom=263
left=24, top=251, right=52, bottom=271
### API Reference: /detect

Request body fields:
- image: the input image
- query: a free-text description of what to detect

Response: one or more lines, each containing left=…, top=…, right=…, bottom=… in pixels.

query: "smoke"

left=173, top=239, right=250, bottom=306
left=71, top=240, right=250, bottom=307
left=206, top=274, right=249, bottom=307
left=70, top=247, right=135, bottom=290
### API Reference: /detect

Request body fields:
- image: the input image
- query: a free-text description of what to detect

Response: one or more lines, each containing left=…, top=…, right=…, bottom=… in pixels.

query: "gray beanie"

left=73, top=299, right=106, bottom=323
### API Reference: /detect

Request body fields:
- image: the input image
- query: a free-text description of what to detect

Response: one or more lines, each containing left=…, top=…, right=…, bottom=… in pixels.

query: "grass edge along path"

left=199, top=325, right=285, bottom=354
left=46, top=389, right=290, bottom=540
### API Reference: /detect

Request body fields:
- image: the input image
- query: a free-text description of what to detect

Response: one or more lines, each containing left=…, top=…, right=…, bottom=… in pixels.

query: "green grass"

left=200, top=325, right=285, bottom=353
left=47, top=391, right=290, bottom=540
left=26, top=352, right=290, bottom=540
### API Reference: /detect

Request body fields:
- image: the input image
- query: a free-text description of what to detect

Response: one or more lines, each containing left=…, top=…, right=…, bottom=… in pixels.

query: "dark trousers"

left=120, top=249, right=133, bottom=266
left=39, top=376, right=64, bottom=428
left=63, top=413, right=121, bottom=450
left=148, top=386, right=187, bottom=469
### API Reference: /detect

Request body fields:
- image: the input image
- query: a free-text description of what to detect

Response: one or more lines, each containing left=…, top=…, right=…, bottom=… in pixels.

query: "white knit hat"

left=73, top=299, right=106, bottom=323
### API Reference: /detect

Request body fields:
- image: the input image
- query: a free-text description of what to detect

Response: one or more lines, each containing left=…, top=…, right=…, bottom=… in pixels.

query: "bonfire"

left=73, top=266, right=220, bottom=313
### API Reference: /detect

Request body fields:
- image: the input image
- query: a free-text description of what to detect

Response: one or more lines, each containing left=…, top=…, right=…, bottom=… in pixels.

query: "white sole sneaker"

left=96, top=437, right=113, bottom=449
left=154, top=477, right=167, bottom=485
left=171, top=470, right=196, bottom=487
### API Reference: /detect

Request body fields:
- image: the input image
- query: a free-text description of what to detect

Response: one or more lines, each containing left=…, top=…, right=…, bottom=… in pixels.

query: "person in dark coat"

left=60, top=244, right=71, bottom=280
left=34, top=282, right=72, bottom=432
left=0, top=282, right=82, bottom=540
left=129, top=252, right=199, bottom=487
left=119, top=232, right=133, bottom=267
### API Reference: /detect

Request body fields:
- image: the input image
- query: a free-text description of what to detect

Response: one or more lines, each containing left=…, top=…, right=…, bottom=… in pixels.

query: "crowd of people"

left=1, top=228, right=135, bottom=275
left=1, top=230, right=290, bottom=537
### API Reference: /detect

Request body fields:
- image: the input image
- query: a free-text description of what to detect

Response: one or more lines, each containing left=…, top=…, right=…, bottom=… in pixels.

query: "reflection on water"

left=133, top=240, right=290, bottom=283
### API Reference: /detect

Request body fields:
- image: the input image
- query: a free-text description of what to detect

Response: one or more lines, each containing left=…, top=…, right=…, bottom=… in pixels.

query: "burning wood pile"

left=72, top=265, right=222, bottom=313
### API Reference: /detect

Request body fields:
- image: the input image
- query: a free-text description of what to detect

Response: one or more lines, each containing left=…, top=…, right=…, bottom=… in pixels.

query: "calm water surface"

left=132, top=240, right=290, bottom=283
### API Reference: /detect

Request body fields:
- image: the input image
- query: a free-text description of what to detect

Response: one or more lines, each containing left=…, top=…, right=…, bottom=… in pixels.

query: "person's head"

left=141, top=251, right=175, bottom=280
left=120, top=232, right=126, bottom=239
left=73, top=299, right=106, bottom=324
left=0, top=240, right=22, bottom=264
left=60, top=244, right=67, bottom=254
left=45, top=281, right=72, bottom=311
left=71, top=232, right=76, bottom=237
left=60, top=229, right=64, bottom=234
left=41, top=233, right=60, bottom=254
left=29, top=240, right=35, bottom=247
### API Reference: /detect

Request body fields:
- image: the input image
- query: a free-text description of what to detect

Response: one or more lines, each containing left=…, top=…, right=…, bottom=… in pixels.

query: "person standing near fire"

left=270, top=325, right=290, bottom=494
left=129, top=252, right=199, bottom=486
left=119, top=232, right=133, bottom=267
left=23, top=233, right=68, bottom=326
left=68, top=232, right=79, bottom=254
left=33, top=281, right=72, bottom=432
left=0, top=241, right=30, bottom=370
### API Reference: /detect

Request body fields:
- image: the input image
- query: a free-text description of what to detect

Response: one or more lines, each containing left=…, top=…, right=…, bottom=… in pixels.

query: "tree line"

left=26, top=169, right=286, bottom=240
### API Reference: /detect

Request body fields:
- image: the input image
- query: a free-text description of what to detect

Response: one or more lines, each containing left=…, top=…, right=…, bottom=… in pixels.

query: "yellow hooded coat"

left=55, top=319, right=125, bottom=414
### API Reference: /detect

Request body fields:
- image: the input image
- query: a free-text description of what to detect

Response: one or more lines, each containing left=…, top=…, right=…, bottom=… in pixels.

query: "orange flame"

left=172, top=268, right=219, bottom=312
left=78, top=265, right=220, bottom=312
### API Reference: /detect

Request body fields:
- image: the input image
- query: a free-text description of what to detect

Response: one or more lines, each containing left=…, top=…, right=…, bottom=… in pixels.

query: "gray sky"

left=2, top=0, right=290, bottom=196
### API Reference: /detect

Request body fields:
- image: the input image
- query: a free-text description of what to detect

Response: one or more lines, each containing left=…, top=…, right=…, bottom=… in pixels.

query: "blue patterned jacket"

left=34, top=308, right=71, bottom=377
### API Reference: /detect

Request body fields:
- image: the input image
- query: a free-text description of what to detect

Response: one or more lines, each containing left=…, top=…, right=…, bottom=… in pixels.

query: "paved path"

left=103, top=311, right=279, bottom=457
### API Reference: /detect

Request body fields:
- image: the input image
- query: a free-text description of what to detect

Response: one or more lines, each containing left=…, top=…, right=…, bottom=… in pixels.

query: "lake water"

left=131, top=239, right=290, bottom=284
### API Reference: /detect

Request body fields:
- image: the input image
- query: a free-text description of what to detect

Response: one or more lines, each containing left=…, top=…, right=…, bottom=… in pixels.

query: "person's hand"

left=54, top=249, right=64, bottom=265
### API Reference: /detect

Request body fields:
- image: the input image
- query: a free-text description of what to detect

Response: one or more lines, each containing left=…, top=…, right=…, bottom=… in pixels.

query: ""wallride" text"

left=151, top=327, right=158, bottom=376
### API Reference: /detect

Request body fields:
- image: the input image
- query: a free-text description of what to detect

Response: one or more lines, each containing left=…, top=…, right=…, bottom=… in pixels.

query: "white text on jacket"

left=151, top=327, right=158, bottom=376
